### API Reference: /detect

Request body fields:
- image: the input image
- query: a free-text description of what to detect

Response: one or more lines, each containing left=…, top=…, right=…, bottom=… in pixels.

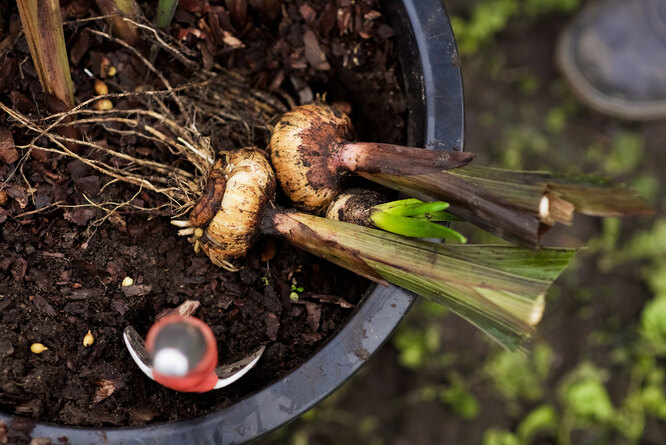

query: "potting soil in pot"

left=0, top=0, right=406, bottom=427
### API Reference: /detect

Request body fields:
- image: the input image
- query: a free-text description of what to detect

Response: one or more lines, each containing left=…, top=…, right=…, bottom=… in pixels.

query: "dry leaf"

left=0, top=128, right=18, bottom=164
left=94, top=379, right=118, bottom=403
left=302, top=30, right=330, bottom=71
left=156, top=299, right=201, bottom=320
left=222, top=30, right=244, bottom=48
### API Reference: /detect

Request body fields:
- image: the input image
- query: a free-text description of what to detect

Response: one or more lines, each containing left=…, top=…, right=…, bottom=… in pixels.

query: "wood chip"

left=110, top=299, right=128, bottom=316
left=32, top=295, right=57, bottom=317
left=93, top=379, right=118, bottom=403
left=0, top=127, right=18, bottom=164
left=308, top=293, right=354, bottom=308
left=265, top=312, right=280, bottom=341
left=302, top=30, right=330, bottom=70
left=108, top=212, right=127, bottom=232
left=11, top=257, right=27, bottom=282
left=304, top=301, right=321, bottom=332
left=0, top=421, right=6, bottom=444
left=302, top=332, right=323, bottom=343
left=63, top=208, right=96, bottom=226
left=299, top=3, right=316, bottom=23
left=222, top=31, right=244, bottom=48
left=129, top=407, right=157, bottom=424
left=364, top=10, right=382, bottom=21
left=121, top=284, right=152, bottom=298
left=156, top=299, right=200, bottom=320
left=5, top=185, right=28, bottom=209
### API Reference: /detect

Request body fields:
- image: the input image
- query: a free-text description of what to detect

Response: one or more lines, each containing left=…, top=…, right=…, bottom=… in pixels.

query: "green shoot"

left=155, top=0, right=179, bottom=29
left=149, top=0, right=180, bottom=67
left=370, top=199, right=467, bottom=243
left=290, top=282, right=304, bottom=302
left=374, top=199, right=450, bottom=217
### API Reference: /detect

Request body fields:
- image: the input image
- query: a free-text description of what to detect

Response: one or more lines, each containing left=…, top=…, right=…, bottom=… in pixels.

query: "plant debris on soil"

left=0, top=0, right=406, bottom=427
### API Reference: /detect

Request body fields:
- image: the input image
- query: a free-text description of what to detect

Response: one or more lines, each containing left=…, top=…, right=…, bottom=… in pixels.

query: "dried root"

left=1, top=21, right=289, bottom=224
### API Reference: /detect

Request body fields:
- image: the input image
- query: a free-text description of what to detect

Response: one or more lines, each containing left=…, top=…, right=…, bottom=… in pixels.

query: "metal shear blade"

left=123, top=326, right=265, bottom=389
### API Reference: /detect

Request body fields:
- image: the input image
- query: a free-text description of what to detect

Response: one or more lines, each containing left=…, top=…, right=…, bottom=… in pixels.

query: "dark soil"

left=0, top=0, right=406, bottom=427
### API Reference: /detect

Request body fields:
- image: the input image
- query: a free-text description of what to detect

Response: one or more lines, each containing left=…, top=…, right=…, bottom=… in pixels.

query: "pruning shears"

left=123, top=315, right=264, bottom=392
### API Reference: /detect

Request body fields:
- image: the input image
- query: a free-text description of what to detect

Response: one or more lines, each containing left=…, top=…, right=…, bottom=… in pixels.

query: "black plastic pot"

left=0, top=0, right=464, bottom=443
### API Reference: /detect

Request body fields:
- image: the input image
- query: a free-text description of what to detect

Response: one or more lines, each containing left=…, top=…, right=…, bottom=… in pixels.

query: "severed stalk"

left=269, top=102, right=653, bottom=248
left=17, top=0, right=80, bottom=153
left=95, top=0, right=141, bottom=45
left=176, top=147, right=576, bottom=351
left=17, top=0, right=74, bottom=109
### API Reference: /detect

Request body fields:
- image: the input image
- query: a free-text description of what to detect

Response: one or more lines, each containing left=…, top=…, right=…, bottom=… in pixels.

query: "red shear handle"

left=145, top=315, right=219, bottom=393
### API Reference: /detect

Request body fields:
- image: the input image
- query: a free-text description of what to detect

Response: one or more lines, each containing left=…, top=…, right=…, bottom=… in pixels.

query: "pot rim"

left=0, top=0, right=464, bottom=443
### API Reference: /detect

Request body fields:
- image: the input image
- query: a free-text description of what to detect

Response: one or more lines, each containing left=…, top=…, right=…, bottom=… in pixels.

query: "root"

left=1, top=14, right=290, bottom=254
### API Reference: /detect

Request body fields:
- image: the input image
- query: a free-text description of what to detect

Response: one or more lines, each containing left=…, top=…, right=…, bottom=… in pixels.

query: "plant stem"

left=333, top=142, right=475, bottom=176
left=95, top=0, right=140, bottom=45
left=261, top=207, right=576, bottom=351
left=361, top=164, right=653, bottom=248
left=17, top=0, right=74, bottom=109
left=155, top=0, right=178, bottom=29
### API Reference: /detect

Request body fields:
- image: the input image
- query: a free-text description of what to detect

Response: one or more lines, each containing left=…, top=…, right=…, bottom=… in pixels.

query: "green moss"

left=608, top=219, right=666, bottom=265
left=452, top=0, right=518, bottom=55
left=604, top=131, right=645, bottom=175
left=558, top=363, right=614, bottom=423
left=545, top=106, right=568, bottom=134
left=439, top=376, right=481, bottom=420
left=516, top=404, right=559, bottom=442
left=393, top=325, right=440, bottom=369
left=483, top=429, right=521, bottom=445
left=640, top=297, right=666, bottom=355
left=498, top=126, right=549, bottom=169
left=524, top=0, right=581, bottom=15
left=484, top=343, right=553, bottom=401
left=453, top=0, right=581, bottom=56
left=630, top=174, right=659, bottom=204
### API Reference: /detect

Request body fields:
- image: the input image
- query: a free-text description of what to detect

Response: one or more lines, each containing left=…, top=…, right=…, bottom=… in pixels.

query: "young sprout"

left=83, top=330, right=95, bottom=347
left=326, top=189, right=466, bottom=243
left=30, top=343, right=48, bottom=354
left=155, top=0, right=179, bottom=29
left=270, top=102, right=653, bottom=247
left=177, top=147, right=577, bottom=350
left=122, top=276, right=134, bottom=287
left=290, top=282, right=304, bottom=302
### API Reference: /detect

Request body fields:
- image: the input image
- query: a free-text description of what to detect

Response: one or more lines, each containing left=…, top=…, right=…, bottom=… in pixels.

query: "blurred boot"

left=557, top=0, right=666, bottom=120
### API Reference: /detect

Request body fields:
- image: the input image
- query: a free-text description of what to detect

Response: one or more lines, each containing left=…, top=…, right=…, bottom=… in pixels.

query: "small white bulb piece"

left=153, top=348, right=189, bottom=377
left=539, top=195, right=550, bottom=220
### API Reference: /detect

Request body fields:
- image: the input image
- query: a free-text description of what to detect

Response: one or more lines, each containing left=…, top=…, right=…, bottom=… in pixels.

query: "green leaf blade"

left=371, top=211, right=467, bottom=243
